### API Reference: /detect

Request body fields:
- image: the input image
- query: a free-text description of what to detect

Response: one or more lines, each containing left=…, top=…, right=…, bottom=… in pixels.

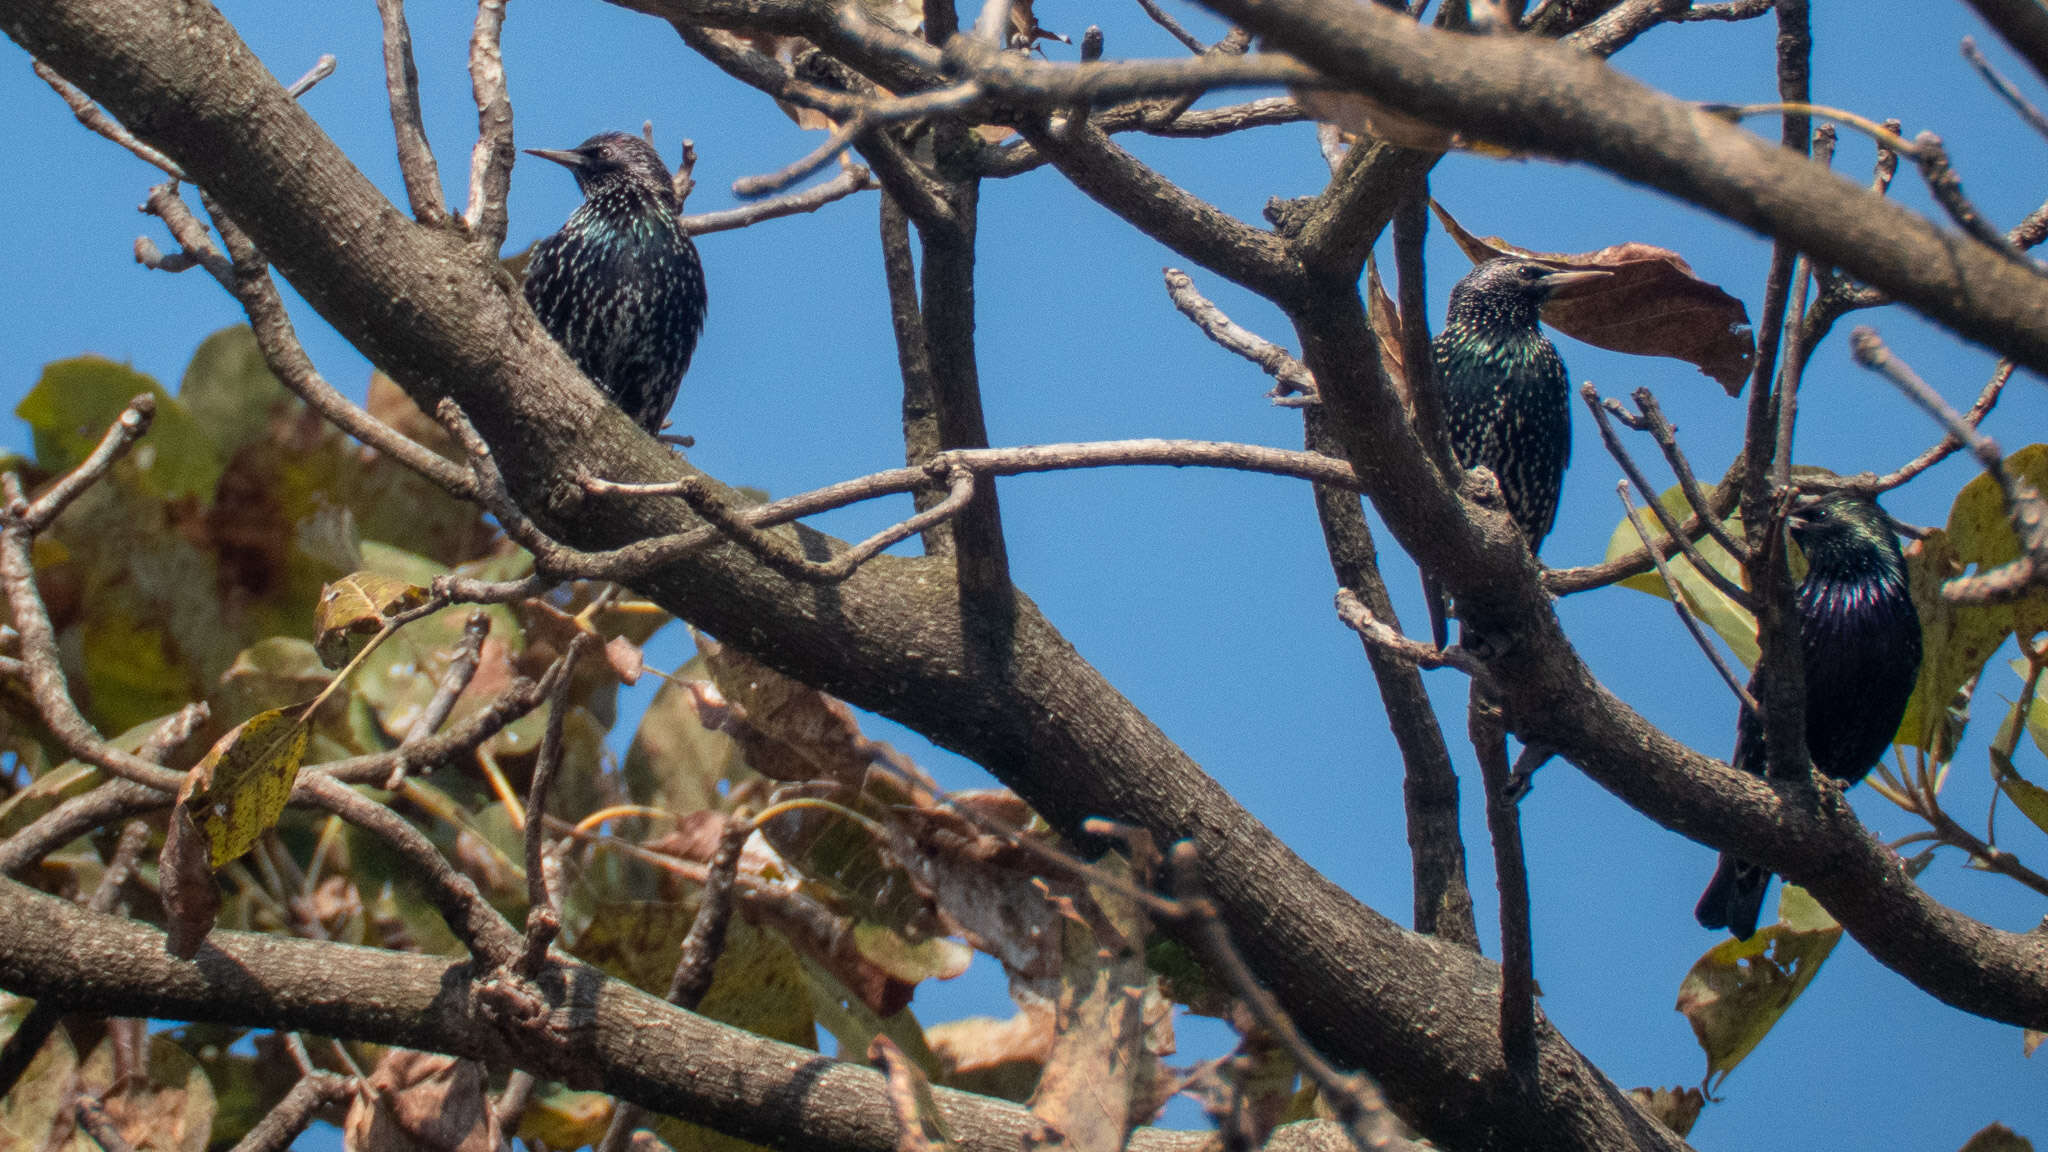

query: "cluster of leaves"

left=0, top=328, right=1307, bottom=1151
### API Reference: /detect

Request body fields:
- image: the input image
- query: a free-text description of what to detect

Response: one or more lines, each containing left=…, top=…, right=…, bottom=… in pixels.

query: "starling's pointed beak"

left=1536, top=268, right=1612, bottom=296
left=524, top=147, right=586, bottom=170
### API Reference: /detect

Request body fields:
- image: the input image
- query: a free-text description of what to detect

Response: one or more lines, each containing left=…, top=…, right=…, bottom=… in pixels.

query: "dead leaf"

left=160, top=805, right=220, bottom=958
left=1432, top=202, right=1756, bottom=394
left=606, top=635, right=645, bottom=685
left=315, top=571, right=431, bottom=668
left=343, top=1049, right=500, bottom=1152
left=1364, top=254, right=1409, bottom=407
left=871, top=1035, right=955, bottom=1152
left=1626, top=1086, right=1705, bottom=1138
left=1025, top=856, right=1156, bottom=1152
left=702, top=638, right=873, bottom=786
left=928, top=1002, right=1058, bottom=1102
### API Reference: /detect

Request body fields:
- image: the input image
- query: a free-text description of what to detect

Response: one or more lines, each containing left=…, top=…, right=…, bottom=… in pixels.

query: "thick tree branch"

left=0, top=877, right=1346, bottom=1152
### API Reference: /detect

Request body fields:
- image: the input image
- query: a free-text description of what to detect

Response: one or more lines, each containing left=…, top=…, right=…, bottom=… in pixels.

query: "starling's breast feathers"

left=1436, top=326, right=1572, bottom=548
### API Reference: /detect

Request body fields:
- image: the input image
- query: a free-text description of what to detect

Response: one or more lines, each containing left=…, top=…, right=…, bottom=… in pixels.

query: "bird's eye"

left=1520, top=265, right=1542, bottom=279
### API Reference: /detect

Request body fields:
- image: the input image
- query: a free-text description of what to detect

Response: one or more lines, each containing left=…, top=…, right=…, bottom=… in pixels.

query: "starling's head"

left=526, top=132, right=675, bottom=206
left=1790, top=492, right=1906, bottom=578
left=1447, top=258, right=1610, bottom=328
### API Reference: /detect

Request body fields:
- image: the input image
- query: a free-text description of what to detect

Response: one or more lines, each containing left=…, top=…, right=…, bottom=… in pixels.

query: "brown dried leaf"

left=890, top=807, right=1061, bottom=980
left=1364, top=254, right=1409, bottom=407
left=2026, top=1029, right=2045, bottom=1057
left=315, top=571, right=431, bottom=669
left=1025, top=856, right=1155, bottom=1152
left=606, top=634, right=645, bottom=685
left=366, top=372, right=460, bottom=461
left=1626, top=1086, right=1705, bottom=1138
left=871, top=1034, right=955, bottom=1152
left=703, top=638, right=873, bottom=786
left=928, top=1002, right=1057, bottom=1102
left=343, top=1049, right=500, bottom=1152
left=160, top=805, right=220, bottom=959
left=1432, top=202, right=1756, bottom=394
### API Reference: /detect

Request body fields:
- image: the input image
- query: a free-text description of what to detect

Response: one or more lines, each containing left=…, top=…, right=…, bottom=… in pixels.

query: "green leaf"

left=1601, top=484, right=1757, bottom=668
left=624, top=654, right=751, bottom=817
left=18, top=356, right=220, bottom=502
left=178, top=325, right=296, bottom=463
left=1899, top=529, right=2004, bottom=758
left=1675, top=892, right=1842, bottom=1091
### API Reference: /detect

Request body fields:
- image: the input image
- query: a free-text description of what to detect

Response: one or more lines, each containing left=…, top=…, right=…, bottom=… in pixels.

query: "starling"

left=1695, top=492, right=1923, bottom=940
left=523, top=131, right=707, bottom=436
left=1426, top=258, right=1607, bottom=648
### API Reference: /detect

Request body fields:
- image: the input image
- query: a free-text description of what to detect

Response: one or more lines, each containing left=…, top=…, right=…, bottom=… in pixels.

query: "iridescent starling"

left=523, top=132, right=707, bottom=436
left=1695, top=492, right=1922, bottom=940
left=1426, top=258, right=1607, bottom=647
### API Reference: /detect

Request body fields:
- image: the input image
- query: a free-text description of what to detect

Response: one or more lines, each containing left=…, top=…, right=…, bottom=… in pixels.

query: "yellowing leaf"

left=518, top=1087, right=614, bottom=1149
left=178, top=703, right=312, bottom=868
left=1602, top=483, right=1756, bottom=668
left=314, top=570, right=431, bottom=669
left=1991, top=747, right=2048, bottom=840
left=1675, top=899, right=1841, bottom=1091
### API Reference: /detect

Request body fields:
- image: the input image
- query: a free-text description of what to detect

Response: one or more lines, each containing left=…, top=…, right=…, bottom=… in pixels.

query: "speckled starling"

left=523, top=132, right=707, bottom=436
left=1426, top=258, right=1607, bottom=648
left=1695, top=492, right=1922, bottom=940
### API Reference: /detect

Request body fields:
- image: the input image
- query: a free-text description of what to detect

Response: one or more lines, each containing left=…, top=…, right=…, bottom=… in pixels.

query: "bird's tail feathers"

left=1694, top=852, right=1772, bottom=941
left=1425, top=574, right=1450, bottom=652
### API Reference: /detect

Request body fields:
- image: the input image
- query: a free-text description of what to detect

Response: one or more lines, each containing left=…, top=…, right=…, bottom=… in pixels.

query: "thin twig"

left=464, top=0, right=514, bottom=251
left=377, top=0, right=448, bottom=225
left=1333, top=588, right=1492, bottom=685
left=1851, top=328, right=2048, bottom=604
left=733, top=86, right=986, bottom=199
left=682, top=163, right=877, bottom=235
left=292, top=772, right=524, bottom=970
left=1163, top=269, right=1317, bottom=403
left=284, top=55, right=337, bottom=100
left=0, top=477, right=185, bottom=793
left=226, top=1072, right=353, bottom=1152
left=1802, top=360, right=2012, bottom=497
left=1913, top=132, right=2038, bottom=268
left=212, top=207, right=475, bottom=499
left=20, top=394, right=155, bottom=532
left=518, top=635, right=591, bottom=977
left=32, top=61, right=183, bottom=178
left=392, top=611, right=492, bottom=788
left=1583, top=385, right=1755, bottom=613
left=1466, top=690, right=1536, bottom=1087
left=596, top=813, right=754, bottom=1152
left=1135, top=0, right=1210, bottom=52
left=1618, top=482, right=1758, bottom=715
left=1964, top=36, right=2048, bottom=143
left=140, top=182, right=234, bottom=291
left=1165, top=841, right=1401, bottom=1152
left=1628, top=387, right=1748, bottom=561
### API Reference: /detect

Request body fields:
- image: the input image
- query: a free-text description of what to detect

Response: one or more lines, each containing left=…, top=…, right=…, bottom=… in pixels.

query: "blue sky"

left=1, top=0, right=2043, bottom=1147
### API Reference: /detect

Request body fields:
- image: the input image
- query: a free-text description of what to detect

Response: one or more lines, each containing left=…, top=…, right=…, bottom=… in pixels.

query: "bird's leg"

left=1503, top=743, right=1556, bottom=802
